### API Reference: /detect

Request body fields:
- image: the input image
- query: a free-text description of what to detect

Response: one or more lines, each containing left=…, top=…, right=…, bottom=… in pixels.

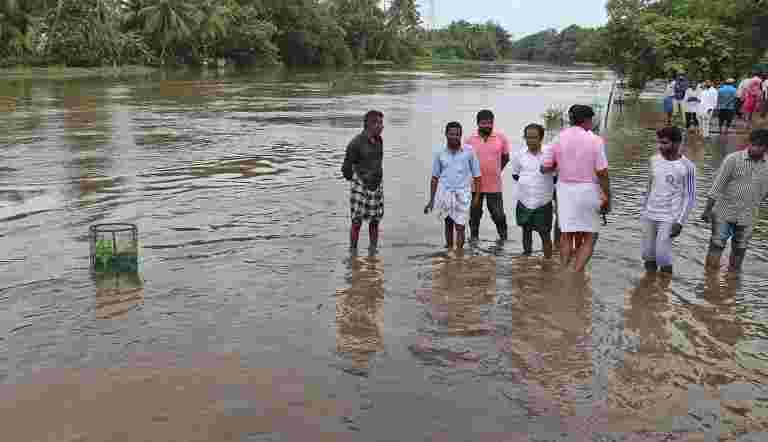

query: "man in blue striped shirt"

left=702, top=129, right=768, bottom=272
left=641, top=127, right=697, bottom=274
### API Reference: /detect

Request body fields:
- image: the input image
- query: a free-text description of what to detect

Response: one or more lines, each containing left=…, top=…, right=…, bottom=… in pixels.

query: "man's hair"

left=657, top=126, right=683, bottom=143
left=445, top=121, right=463, bottom=134
left=476, top=110, right=494, bottom=123
left=749, top=128, right=768, bottom=146
left=523, top=123, right=545, bottom=140
left=569, top=105, right=595, bottom=126
left=363, top=110, right=384, bottom=128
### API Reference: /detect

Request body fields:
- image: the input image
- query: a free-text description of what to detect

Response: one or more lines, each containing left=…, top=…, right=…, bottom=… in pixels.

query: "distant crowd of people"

left=341, top=105, right=768, bottom=275
left=664, top=70, right=768, bottom=136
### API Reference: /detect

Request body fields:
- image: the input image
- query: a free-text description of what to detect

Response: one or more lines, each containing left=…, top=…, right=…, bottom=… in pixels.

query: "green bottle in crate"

left=95, top=239, right=114, bottom=272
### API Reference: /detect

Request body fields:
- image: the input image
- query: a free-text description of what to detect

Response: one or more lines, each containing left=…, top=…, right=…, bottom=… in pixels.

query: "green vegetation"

left=595, top=0, right=768, bottom=89
left=0, top=0, right=424, bottom=68
left=509, top=25, right=603, bottom=65
left=425, top=20, right=512, bottom=61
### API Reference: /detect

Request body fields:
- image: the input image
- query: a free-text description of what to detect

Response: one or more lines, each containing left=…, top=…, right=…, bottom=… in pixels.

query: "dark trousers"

left=685, top=112, right=699, bottom=129
left=470, top=192, right=507, bottom=239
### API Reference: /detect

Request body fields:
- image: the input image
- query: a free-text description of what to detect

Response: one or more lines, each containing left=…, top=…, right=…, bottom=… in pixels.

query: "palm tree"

left=196, top=0, right=230, bottom=60
left=137, top=0, right=200, bottom=61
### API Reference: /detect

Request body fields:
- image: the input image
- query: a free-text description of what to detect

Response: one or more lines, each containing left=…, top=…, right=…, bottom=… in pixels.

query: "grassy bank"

left=0, top=65, right=159, bottom=81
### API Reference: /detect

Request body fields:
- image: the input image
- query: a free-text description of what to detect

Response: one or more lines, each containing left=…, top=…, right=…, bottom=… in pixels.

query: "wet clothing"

left=641, top=220, right=676, bottom=268
left=342, top=133, right=383, bottom=191
left=710, top=219, right=753, bottom=251
left=516, top=201, right=554, bottom=234
left=349, top=175, right=384, bottom=223
left=642, top=155, right=697, bottom=225
left=509, top=149, right=555, bottom=210
left=543, top=126, right=608, bottom=233
left=469, top=193, right=507, bottom=238
left=464, top=131, right=510, bottom=193
left=431, top=146, right=481, bottom=225
left=640, top=155, right=696, bottom=268
left=708, top=150, right=768, bottom=227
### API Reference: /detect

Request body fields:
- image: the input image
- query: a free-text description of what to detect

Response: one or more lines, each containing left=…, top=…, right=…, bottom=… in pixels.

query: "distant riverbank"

left=0, top=65, right=159, bottom=81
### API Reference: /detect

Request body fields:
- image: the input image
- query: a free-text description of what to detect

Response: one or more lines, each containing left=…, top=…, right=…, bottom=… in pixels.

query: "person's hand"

left=600, top=195, right=611, bottom=214
left=670, top=223, right=683, bottom=238
left=700, top=210, right=713, bottom=223
left=472, top=195, right=481, bottom=209
left=424, top=201, right=433, bottom=214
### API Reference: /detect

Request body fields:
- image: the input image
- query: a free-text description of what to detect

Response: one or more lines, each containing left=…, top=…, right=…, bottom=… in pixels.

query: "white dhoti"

left=555, top=182, right=602, bottom=233
left=434, top=186, right=471, bottom=226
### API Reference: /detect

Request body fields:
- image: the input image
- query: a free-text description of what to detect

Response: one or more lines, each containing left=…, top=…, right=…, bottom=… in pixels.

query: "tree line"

left=0, top=0, right=424, bottom=68
left=597, top=0, right=768, bottom=89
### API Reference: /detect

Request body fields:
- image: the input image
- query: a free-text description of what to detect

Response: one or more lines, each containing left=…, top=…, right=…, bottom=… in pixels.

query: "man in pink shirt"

left=464, top=110, right=511, bottom=241
left=541, top=105, right=611, bottom=272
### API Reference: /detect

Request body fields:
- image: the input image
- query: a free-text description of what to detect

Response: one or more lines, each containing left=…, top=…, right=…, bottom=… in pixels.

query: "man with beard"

left=640, top=127, right=697, bottom=274
left=342, top=110, right=385, bottom=251
left=465, top=110, right=511, bottom=242
left=702, top=129, right=768, bottom=272
left=424, top=122, right=482, bottom=250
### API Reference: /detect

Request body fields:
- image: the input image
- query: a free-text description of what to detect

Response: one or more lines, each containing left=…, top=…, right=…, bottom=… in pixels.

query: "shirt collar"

left=474, top=130, right=496, bottom=139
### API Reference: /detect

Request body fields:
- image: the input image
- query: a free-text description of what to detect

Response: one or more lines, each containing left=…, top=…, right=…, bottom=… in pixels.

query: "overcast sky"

left=421, top=0, right=608, bottom=39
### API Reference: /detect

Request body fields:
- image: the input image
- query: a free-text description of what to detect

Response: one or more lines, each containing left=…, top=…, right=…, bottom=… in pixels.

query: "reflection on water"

left=1, top=65, right=767, bottom=440
left=94, top=272, right=144, bottom=319
left=335, top=254, right=385, bottom=374
left=0, top=353, right=355, bottom=442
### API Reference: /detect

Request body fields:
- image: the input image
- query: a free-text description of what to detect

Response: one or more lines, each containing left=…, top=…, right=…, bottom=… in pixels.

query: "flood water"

left=1, top=64, right=767, bottom=441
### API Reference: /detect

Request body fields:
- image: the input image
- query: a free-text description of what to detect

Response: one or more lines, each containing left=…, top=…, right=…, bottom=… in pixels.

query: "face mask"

left=478, top=127, right=492, bottom=137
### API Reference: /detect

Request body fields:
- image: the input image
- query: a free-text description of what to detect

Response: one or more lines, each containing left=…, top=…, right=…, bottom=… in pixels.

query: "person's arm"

left=500, top=134, right=510, bottom=171
left=702, top=154, right=735, bottom=221
left=672, top=161, right=697, bottom=237
left=471, top=151, right=482, bottom=207
left=595, top=143, right=610, bottom=211
left=341, top=137, right=359, bottom=181
left=641, top=158, right=654, bottom=209
left=509, top=152, right=521, bottom=181
left=540, top=141, right=559, bottom=174
left=425, top=154, right=442, bottom=213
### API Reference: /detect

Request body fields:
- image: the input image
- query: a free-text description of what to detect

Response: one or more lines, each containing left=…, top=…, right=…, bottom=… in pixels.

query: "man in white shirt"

left=698, top=80, right=718, bottom=138
left=510, top=123, right=556, bottom=258
left=641, top=126, right=697, bottom=274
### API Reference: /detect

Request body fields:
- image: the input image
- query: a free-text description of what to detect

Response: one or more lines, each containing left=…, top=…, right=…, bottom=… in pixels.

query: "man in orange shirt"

left=465, top=110, right=511, bottom=241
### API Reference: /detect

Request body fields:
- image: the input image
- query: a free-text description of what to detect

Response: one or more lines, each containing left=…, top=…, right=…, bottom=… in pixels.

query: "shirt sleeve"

left=542, top=141, right=559, bottom=168
left=470, top=151, right=481, bottom=178
left=595, top=139, right=608, bottom=172
left=678, top=160, right=697, bottom=224
left=509, top=152, right=522, bottom=176
left=708, top=153, right=736, bottom=200
left=500, top=134, right=511, bottom=155
left=431, top=153, right=442, bottom=178
left=341, top=137, right=359, bottom=180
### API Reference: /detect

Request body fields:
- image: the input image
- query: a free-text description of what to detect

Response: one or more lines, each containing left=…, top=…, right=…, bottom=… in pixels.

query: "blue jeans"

left=710, top=219, right=752, bottom=251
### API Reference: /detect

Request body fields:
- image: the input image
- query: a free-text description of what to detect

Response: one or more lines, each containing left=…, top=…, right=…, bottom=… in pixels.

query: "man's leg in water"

left=573, top=232, right=596, bottom=273
left=350, top=220, right=362, bottom=249
left=444, top=217, right=455, bottom=249
left=728, top=225, right=752, bottom=272
left=560, top=232, right=575, bottom=267
left=706, top=219, right=729, bottom=271
left=539, top=230, right=553, bottom=259
left=522, top=226, right=533, bottom=255
left=455, top=224, right=466, bottom=250
left=369, top=220, right=380, bottom=249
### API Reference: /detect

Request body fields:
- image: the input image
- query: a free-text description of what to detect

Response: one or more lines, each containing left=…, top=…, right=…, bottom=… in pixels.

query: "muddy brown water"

left=0, top=64, right=767, bottom=441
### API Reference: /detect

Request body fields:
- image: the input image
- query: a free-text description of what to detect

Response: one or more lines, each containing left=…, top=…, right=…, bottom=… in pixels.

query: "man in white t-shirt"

left=641, top=126, right=697, bottom=274
left=510, top=123, right=555, bottom=258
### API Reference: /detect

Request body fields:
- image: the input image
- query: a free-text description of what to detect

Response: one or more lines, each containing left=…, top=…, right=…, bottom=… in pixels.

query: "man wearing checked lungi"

left=342, top=110, right=385, bottom=251
left=424, top=122, right=482, bottom=250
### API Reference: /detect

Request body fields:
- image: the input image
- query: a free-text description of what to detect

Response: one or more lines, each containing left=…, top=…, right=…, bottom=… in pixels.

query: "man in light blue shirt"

left=425, top=122, right=482, bottom=250
left=717, top=78, right=739, bottom=135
